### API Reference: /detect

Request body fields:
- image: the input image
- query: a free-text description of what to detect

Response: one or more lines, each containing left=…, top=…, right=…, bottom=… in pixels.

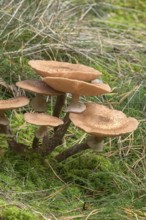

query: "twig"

left=53, top=94, right=66, bottom=118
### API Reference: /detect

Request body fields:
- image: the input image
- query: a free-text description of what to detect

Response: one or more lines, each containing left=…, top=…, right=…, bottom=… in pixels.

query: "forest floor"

left=0, top=0, right=146, bottom=219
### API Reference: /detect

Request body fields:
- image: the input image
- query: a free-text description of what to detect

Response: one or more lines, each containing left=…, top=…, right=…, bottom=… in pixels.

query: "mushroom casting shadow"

left=55, top=103, right=139, bottom=162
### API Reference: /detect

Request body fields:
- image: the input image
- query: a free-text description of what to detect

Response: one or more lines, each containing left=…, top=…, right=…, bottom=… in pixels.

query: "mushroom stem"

left=0, top=111, right=9, bottom=126
left=32, top=136, right=40, bottom=149
left=0, top=124, right=8, bottom=134
left=53, top=94, right=66, bottom=132
left=35, top=126, right=48, bottom=139
left=86, top=136, right=104, bottom=152
left=53, top=94, right=66, bottom=117
left=43, top=113, right=71, bottom=154
left=32, top=126, right=48, bottom=149
left=65, top=94, right=86, bottom=113
left=72, top=94, right=80, bottom=104
left=55, top=142, right=89, bottom=162
left=31, top=94, right=48, bottom=112
left=42, top=133, right=50, bottom=148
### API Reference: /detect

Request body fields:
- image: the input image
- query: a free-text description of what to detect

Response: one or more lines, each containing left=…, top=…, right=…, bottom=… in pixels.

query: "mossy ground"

left=0, top=0, right=146, bottom=219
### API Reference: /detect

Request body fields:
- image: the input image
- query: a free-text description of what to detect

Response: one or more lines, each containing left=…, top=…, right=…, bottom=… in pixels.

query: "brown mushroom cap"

left=16, top=80, right=62, bottom=96
left=0, top=96, right=29, bottom=110
left=24, top=112, right=64, bottom=126
left=69, top=103, right=139, bottom=137
left=43, top=77, right=111, bottom=96
left=28, top=60, right=102, bottom=81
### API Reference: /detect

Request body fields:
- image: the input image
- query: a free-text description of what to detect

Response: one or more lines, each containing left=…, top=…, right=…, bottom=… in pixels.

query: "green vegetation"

left=0, top=0, right=146, bottom=219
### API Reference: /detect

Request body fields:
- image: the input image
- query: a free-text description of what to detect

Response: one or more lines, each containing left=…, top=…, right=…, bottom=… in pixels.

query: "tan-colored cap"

left=0, top=96, right=29, bottom=110
left=24, top=112, right=64, bottom=126
left=69, top=103, right=139, bottom=137
left=43, top=77, right=111, bottom=96
left=28, top=60, right=102, bottom=81
left=16, top=80, right=62, bottom=96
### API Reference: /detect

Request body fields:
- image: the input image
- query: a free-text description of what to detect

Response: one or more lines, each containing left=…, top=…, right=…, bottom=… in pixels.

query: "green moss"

left=1, top=206, right=37, bottom=220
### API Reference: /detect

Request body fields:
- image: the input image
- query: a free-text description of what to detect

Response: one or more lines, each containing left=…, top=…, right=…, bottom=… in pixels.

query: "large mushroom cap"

left=0, top=96, right=29, bottom=110
left=69, top=103, right=139, bottom=137
left=16, top=80, right=62, bottom=96
left=24, top=112, right=64, bottom=126
left=43, top=77, right=111, bottom=96
left=28, top=60, right=102, bottom=81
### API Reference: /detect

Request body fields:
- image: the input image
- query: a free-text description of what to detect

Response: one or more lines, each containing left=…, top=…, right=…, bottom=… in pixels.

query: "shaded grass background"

left=0, top=0, right=146, bottom=219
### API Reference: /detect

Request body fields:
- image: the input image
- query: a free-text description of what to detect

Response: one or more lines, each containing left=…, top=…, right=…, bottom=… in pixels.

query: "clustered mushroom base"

left=0, top=60, right=139, bottom=162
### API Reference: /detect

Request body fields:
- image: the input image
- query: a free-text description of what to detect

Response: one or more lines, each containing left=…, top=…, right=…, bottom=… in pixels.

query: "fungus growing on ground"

left=16, top=80, right=63, bottom=112
left=0, top=96, right=29, bottom=151
left=0, top=96, right=29, bottom=111
left=24, top=112, right=64, bottom=148
left=0, top=60, right=139, bottom=162
left=0, top=96, right=29, bottom=126
left=55, top=103, right=139, bottom=162
left=28, top=60, right=102, bottom=81
left=43, top=77, right=111, bottom=113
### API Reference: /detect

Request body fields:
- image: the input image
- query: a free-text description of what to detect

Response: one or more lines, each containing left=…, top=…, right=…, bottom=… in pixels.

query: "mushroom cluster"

left=0, top=60, right=139, bottom=161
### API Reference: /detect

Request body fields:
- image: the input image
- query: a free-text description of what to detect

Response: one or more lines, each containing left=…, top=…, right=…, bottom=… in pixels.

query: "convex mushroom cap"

left=0, top=96, right=29, bottom=110
left=24, top=112, right=64, bottom=138
left=0, top=96, right=29, bottom=126
left=43, top=77, right=111, bottom=96
left=28, top=60, right=102, bottom=81
left=43, top=77, right=111, bottom=113
left=24, top=112, right=64, bottom=127
left=69, top=103, right=139, bottom=137
left=16, top=80, right=62, bottom=96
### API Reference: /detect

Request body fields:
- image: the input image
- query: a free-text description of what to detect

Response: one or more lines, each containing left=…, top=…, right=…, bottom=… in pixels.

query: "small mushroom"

left=28, top=60, right=102, bottom=81
left=16, top=80, right=62, bottom=112
left=0, top=96, right=29, bottom=150
left=0, top=96, right=29, bottom=111
left=0, top=96, right=29, bottom=126
left=43, top=77, right=111, bottom=113
left=24, top=112, right=64, bottom=148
